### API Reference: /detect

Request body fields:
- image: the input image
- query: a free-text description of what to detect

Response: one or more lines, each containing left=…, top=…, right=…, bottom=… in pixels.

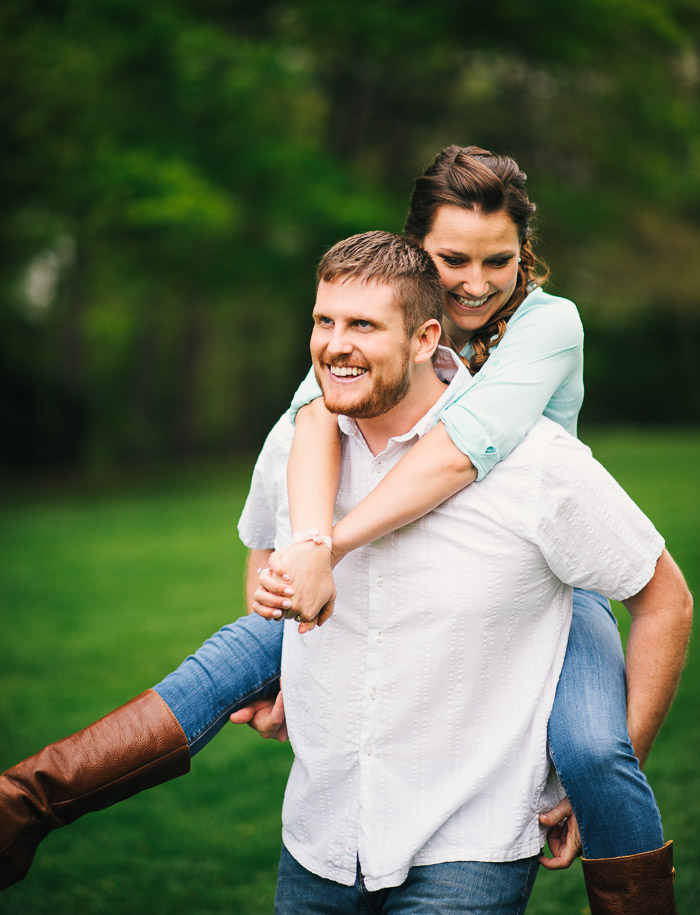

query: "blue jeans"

left=547, top=589, right=663, bottom=857
left=153, top=592, right=663, bottom=858
left=274, top=844, right=538, bottom=915
left=153, top=613, right=283, bottom=755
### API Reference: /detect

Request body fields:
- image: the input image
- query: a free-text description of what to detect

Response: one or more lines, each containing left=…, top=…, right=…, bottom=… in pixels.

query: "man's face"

left=311, top=279, right=413, bottom=418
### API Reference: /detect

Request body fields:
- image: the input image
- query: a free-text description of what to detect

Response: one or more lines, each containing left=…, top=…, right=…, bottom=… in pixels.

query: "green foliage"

left=0, top=431, right=698, bottom=912
left=1, top=1, right=699, bottom=469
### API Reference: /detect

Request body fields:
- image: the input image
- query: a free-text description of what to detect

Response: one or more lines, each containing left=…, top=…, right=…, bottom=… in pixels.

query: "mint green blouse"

left=288, top=287, right=584, bottom=481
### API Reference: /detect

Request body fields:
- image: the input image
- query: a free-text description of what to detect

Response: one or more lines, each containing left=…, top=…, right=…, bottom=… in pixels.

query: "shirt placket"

left=357, top=453, right=388, bottom=872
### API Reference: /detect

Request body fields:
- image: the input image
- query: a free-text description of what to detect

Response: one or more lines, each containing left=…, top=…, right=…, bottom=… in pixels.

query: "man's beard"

left=317, top=347, right=412, bottom=419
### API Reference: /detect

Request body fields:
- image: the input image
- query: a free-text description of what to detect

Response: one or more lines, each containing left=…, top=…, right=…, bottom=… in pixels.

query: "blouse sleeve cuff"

left=439, top=410, right=500, bottom=482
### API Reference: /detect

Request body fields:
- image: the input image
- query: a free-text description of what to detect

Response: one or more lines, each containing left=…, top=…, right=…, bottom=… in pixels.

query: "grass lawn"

left=1, top=430, right=698, bottom=914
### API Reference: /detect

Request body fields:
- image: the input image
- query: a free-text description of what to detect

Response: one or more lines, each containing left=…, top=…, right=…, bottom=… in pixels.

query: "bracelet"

left=291, top=528, right=333, bottom=551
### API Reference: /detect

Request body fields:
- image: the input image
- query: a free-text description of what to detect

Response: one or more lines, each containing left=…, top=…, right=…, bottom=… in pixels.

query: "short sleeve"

left=534, top=429, right=664, bottom=600
left=440, top=292, right=584, bottom=480
left=238, top=415, right=294, bottom=549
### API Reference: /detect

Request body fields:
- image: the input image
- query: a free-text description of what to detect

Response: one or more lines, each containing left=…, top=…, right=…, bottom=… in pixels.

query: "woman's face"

left=421, top=206, right=521, bottom=350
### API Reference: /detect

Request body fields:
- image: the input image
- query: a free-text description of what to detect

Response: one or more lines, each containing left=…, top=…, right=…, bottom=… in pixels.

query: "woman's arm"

left=247, top=366, right=339, bottom=627
left=333, top=423, right=476, bottom=555
left=288, top=397, right=340, bottom=536
left=274, top=398, right=339, bottom=628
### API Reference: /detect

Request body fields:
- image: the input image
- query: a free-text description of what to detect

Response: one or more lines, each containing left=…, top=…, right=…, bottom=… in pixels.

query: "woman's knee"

left=550, top=725, right=637, bottom=793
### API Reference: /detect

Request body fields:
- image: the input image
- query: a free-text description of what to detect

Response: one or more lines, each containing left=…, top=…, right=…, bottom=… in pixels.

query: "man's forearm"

left=622, top=549, right=693, bottom=767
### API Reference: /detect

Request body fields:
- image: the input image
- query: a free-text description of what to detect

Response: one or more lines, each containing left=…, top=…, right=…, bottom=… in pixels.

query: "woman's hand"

left=251, top=541, right=336, bottom=633
left=537, top=798, right=582, bottom=869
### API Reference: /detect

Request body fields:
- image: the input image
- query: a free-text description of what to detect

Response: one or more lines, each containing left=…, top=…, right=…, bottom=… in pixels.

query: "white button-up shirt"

left=238, top=349, right=663, bottom=891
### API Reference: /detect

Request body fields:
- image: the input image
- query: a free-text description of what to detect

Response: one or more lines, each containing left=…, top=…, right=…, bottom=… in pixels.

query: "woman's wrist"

left=330, top=521, right=352, bottom=567
left=291, top=528, right=333, bottom=551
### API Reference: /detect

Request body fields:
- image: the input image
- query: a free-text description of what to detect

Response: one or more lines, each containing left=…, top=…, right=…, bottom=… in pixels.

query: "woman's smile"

left=448, top=291, right=496, bottom=312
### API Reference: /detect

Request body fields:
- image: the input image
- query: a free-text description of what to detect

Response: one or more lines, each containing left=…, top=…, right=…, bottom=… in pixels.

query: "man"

left=237, top=231, right=691, bottom=914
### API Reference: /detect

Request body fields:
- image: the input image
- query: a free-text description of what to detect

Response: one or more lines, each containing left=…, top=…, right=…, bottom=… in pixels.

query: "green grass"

left=1, top=431, right=698, bottom=914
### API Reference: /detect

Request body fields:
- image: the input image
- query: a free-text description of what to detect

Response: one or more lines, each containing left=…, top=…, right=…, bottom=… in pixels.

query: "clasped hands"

left=251, top=540, right=338, bottom=633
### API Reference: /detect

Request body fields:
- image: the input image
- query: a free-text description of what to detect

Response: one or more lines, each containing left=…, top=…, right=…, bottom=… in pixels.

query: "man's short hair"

left=316, top=231, right=444, bottom=335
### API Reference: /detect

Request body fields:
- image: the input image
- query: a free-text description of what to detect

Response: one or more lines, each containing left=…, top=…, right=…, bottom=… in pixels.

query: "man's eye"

left=355, top=320, right=373, bottom=329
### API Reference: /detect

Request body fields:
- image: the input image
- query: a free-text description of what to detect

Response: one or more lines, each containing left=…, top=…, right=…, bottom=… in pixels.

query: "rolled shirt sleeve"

left=440, top=289, right=584, bottom=480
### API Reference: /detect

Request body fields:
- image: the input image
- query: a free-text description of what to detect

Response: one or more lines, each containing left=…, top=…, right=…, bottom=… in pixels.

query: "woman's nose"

left=460, top=267, right=489, bottom=297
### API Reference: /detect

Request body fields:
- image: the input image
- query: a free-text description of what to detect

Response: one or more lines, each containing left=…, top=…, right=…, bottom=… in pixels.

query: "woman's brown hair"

left=405, top=145, right=549, bottom=373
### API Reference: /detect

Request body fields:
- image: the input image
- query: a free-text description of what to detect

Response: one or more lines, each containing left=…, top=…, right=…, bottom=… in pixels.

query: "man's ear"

left=413, top=319, right=442, bottom=364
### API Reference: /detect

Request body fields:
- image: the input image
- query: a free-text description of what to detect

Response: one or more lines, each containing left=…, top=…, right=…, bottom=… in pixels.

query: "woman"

left=0, top=146, right=675, bottom=912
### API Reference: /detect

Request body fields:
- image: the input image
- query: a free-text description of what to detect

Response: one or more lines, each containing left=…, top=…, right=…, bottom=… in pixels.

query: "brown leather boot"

left=582, top=840, right=677, bottom=914
left=0, top=689, right=190, bottom=889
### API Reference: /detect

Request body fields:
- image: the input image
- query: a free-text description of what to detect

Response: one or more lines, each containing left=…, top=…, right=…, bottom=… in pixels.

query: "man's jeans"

left=153, top=591, right=664, bottom=857
left=274, top=844, right=538, bottom=915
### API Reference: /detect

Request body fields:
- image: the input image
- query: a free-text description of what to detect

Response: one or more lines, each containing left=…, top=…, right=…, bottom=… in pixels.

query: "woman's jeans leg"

left=547, top=589, right=664, bottom=858
left=153, top=613, right=283, bottom=755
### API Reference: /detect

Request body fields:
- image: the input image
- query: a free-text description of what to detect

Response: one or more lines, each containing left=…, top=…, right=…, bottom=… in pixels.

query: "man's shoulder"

left=497, top=417, right=589, bottom=470
left=474, top=420, right=593, bottom=511
left=263, top=411, right=296, bottom=450
left=524, top=416, right=583, bottom=448
left=252, top=412, right=296, bottom=476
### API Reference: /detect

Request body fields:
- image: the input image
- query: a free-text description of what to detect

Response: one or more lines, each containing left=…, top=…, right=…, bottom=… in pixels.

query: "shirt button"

left=376, top=576, right=383, bottom=588
left=375, top=631, right=383, bottom=644
left=364, top=745, right=373, bottom=756
left=376, top=462, right=383, bottom=473
left=369, top=687, right=377, bottom=700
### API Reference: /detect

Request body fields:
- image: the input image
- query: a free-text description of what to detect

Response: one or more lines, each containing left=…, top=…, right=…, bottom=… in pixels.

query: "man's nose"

left=326, top=328, right=354, bottom=355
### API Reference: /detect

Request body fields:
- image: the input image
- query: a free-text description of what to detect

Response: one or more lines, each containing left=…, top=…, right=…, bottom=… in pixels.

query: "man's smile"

left=327, top=364, right=369, bottom=381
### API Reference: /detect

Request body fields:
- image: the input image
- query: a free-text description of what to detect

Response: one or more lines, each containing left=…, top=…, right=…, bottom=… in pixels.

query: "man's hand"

left=538, top=798, right=582, bottom=870
left=229, top=690, right=288, bottom=742
left=252, top=542, right=336, bottom=633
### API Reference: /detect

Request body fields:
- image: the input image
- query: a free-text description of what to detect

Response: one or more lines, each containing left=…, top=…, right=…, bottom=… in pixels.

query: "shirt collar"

left=338, top=346, right=471, bottom=447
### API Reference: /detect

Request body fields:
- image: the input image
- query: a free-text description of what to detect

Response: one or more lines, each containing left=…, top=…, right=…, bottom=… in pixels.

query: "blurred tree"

left=1, top=0, right=698, bottom=469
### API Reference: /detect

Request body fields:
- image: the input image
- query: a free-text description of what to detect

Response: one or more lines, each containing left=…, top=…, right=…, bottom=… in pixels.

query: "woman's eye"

left=442, top=256, right=463, bottom=267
